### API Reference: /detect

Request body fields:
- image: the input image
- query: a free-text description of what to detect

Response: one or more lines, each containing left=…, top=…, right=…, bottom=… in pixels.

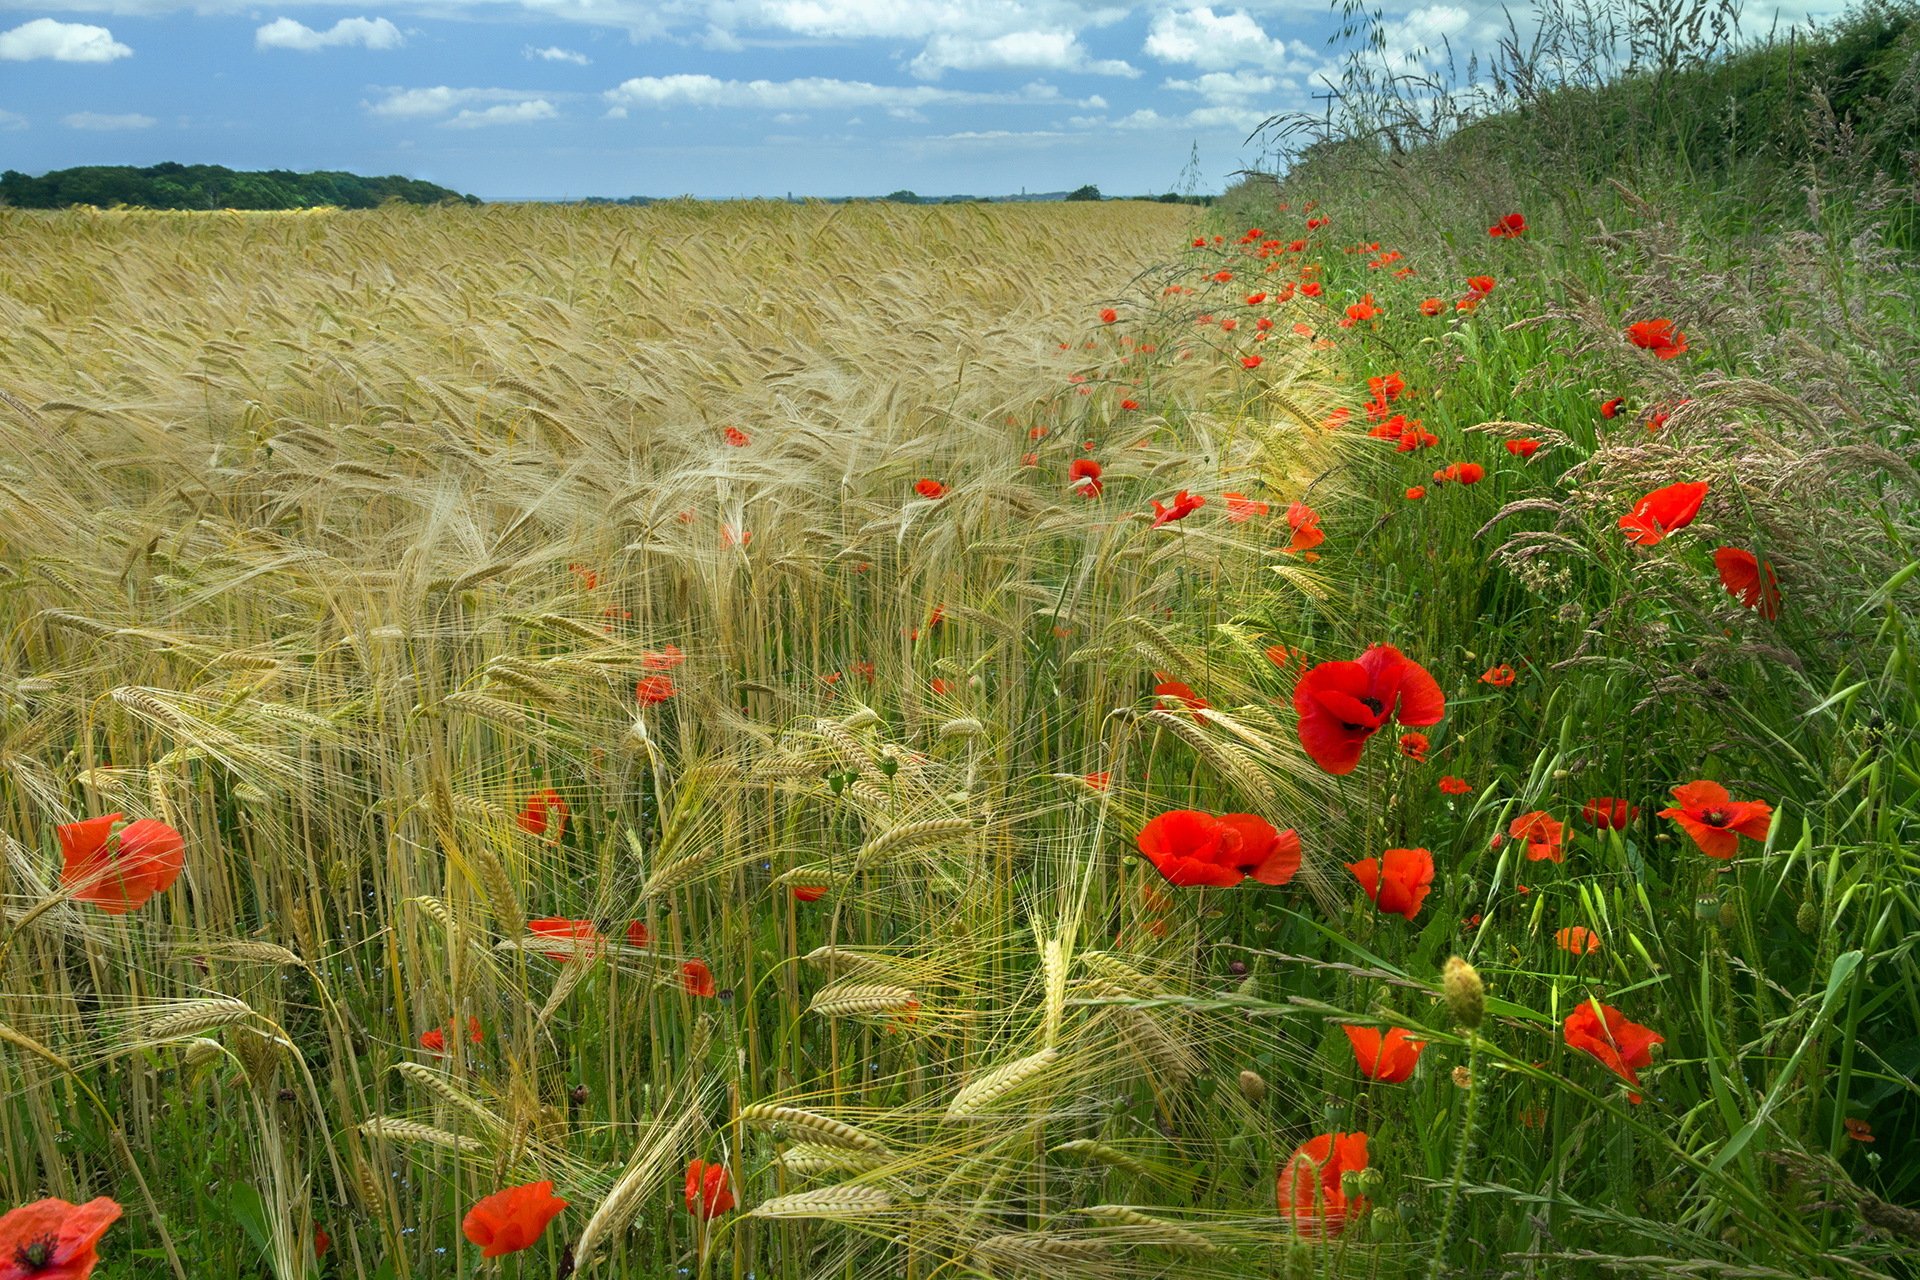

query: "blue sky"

left=0, top=1, right=1855, bottom=199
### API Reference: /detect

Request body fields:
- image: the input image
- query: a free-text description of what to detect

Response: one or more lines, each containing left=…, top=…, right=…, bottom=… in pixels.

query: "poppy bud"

left=1228, top=960, right=1248, bottom=976
left=1452, top=1065, right=1473, bottom=1089
left=1238, top=1069, right=1267, bottom=1104
left=1795, top=899, right=1819, bottom=934
left=1442, top=956, right=1485, bottom=1029
left=1717, top=901, right=1737, bottom=929
left=569, top=1084, right=589, bottom=1105
left=827, top=772, right=846, bottom=795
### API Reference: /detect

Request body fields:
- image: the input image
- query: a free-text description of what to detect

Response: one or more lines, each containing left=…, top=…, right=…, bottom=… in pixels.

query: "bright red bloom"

left=1398, top=731, right=1429, bottom=762
left=462, top=1182, right=567, bottom=1259
left=528, top=918, right=601, bottom=963
left=1600, top=397, right=1624, bottom=419
left=1504, top=439, right=1540, bottom=458
left=1581, top=797, right=1638, bottom=829
left=1563, top=1001, right=1663, bottom=1102
left=1619, top=481, right=1709, bottom=545
left=1214, top=270, right=1233, bottom=282
left=1438, top=775, right=1472, bottom=795
left=1465, top=275, right=1496, bottom=295
left=723, top=426, right=749, bottom=447
left=1064, top=457, right=1103, bottom=498
left=419, top=1016, right=483, bottom=1055
left=625, top=920, right=652, bottom=948
left=1120, top=398, right=1139, bottom=411
left=684, top=1160, right=735, bottom=1220
left=1135, top=810, right=1301, bottom=888
left=1626, top=318, right=1688, bottom=359
left=1152, top=675, right=1208, bottom=717
left=1292, top=644, right=1445, bottom=775
left=1083, top=771, right=1111, bottom=791
left=1555, top=925, right=1602, bottom=955
left=1347, top=847, right=1435, bottom=920
left=1149, top=490, right=1206, bottom=528
left=1479, top=664, right=1515, bottom=687
left=1300, top=282, right=1323, bottom=298
left=915, top=478, right=948, bottom=500
left=1245, top=291, right=1267, bottom=304
left=1713, top=547, right=1781, bottom=619
left=1242, top=355, right=1263, bottom=370
left=1405, top=486, right=1426, bottom=500
left=1488, top=212, right=1527, bottom=237
left=1433, top=462, right=1485, bottom=484
left=314, top=1226, right=330, bottom=1258
left=791, top=884, right=828, bottom=903
left=1420, top=297, right=1444, bottom=316
left=56, top=814, right=184, bottom=915
left=1284, top=501, right=1324, bottom=555
left=1343, top=1026, right=1425, bottom=1082
left=636, top=674, right=676, bottom=705
left=516, top=789, right=567, bottom=839
left=1343, top=294, right=1381, bottom=324
left=1223, top=492, right=1269, bottom=522
left=1845, top=1117, right=1874, bottom=1142
left=1099, top=308, right=1118, bottom=324
left=1276, top=1132, right=1369, bottom=1239
left=642, top=644, right=685, bottom=670
left=681, top=959, right=716, bottom=997
left=1658, top=780, right=1773, bottom=860
left=0, top=1197, right=121, bottom=1280
left=1509, top=811, right=1566, bottom=863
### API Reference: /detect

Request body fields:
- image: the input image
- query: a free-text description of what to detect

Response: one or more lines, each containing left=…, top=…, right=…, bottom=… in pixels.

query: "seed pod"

left=1237, top=1069, right=1267, bottom=1105
left=1442, top=956, right=1485, bottom=1030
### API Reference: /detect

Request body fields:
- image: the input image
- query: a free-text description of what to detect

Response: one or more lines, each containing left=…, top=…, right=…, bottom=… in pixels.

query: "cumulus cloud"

left=1163, top=68, right=1286, bottom=102
left=603, top=73, right=1066, bottom=112
left=448, top=99, right=559, bottom=126
left=526, top=45, right=591, bottom=64
left=255, top=17, right=404, bottom=51
left=365, top=86, right=551, bottom=119
left=0, top=108, right=26, bottom=130
left=1143, top=6, right=1312, bottom=70
left=63, top=111, right=155, bottom=129
left=909, top=30, right=1137, bottom=79
left=0, top=18, right=132, bottom=62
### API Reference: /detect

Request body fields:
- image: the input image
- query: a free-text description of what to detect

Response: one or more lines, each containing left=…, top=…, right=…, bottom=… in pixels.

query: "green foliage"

left=0, top=163, right=478, bottom=210
left=1065, top=183, right=1104, bottom=201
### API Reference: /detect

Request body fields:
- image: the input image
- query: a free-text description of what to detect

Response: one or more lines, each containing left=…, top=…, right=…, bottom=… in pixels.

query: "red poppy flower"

left=1152, top=675, right=1208, bottom=718
left=1658, top=780, right=1773, bottom=860
left=516, top=789, right=567, bottom=839
left=1241, top=355, right=1263, bottom=369
left=1455, top=295, right=1481, bottom=313
left=1021, top=451, right=1039, bottom=467
left=723, top=426, right=749, bottom=447
left=1119, top=398, right=1139, bottom=411
left=1562, top=1001, right=1663, bottom=1102
left=791, top=884, right=828, bottom=903
left=636, top=674, right=676, bottom=705
left=625, top=920, right=652, bottom=948
left=1504, top=439, right=1540, bottom=458
left=1625, top=318, right=1688, bottom=359
left=1844, top=1117, right=1874, bottom=1143
left=56, top=814, right=184, bottom=915
left=314, top=1226, right=330, bottom=1258
left=1220, top=318, right=1239, bottom=332
left=1398, top=732, right=1429, bottom=762
left=462, top=1181, right=567, bottom=1259
left=1488, top=212, right=1527, bottom=237
left=1264, top=645, right=1291, bottom=668
left=1284, top=502, right=1324, bottom=555
left=684, top=1160, right=735, bottom=1220
left=915, top=479, right=948, bottom=500
left=722, top=524, right=750, bottom=547
left=1083, top=771, right=1111, bottom=791
left=1420, top=297, right=1444, bottom=315
left=1405, top=486, right=1426, bottom=500
left=1149, top=490, right=1206, bottom=528
left=1343, top=294, right=1381, bottom=324
left=1347, top=847, right=1435, bottom=919
left=929, top=678, right=953, bottom=696
left=681, top=959, right=716, bottom=997
left=1099, top=308, right=1118, bottom=324
left=1713, top=547, right=1780, bottom=619
left=0, top=1197, right=121, bottom=1280
left=419, top=1026, right=446, bottom=1054
left=1343, top=1026, right=1425, bottom=1082
left=1245, top=291, right=1267, bottom=304
left=1600, top=397, right=1624, bottom=418
left=1618, top=481, right=1708, bottom=545
left=1433, top=462, right=1485, bottom=484
left=528, top=917, right=601, bottom=963
left=1068, top=458, right=1104, bottom=498
left=642, top=644, right=685, bottom=670
left=1395, top=424, right=1438, bottom=452
left=1292, top=644, right=1445, bottom=775
left=1135, top=810, right=1300, bottom=888
left=1581, top=797, right=1638, bottom=829
left=1509, top=811, right=1565, bottom=862
left=1479, top=664, right=1515, bottom=687
left=1555, top=925, right=1602, bottom=955
left=1438, top=775, right=1472, bottom=795
left=1192, top=237, right=1206, bottom=248
left=1223, top=492, right=1269, bottom=522
left=1465, top=274, right=1496, bottom=295
left=1276, top=1132, right=1368, bottom=1239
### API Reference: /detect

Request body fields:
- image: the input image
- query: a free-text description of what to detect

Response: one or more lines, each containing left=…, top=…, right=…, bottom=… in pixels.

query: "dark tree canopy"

left=0, top=164, right=478, bottom=210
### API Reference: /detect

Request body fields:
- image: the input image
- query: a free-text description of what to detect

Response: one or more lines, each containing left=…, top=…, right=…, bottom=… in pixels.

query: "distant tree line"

left=0, top=163, right=478, bottom=210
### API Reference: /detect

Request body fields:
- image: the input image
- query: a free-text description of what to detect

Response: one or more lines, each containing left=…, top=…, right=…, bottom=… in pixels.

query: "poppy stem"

left=1425, top=1030, right=1481, bottom=1280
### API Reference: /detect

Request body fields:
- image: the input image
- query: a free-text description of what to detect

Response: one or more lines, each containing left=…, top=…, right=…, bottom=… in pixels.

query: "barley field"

left=2, top=158, right=1917, bottom=1278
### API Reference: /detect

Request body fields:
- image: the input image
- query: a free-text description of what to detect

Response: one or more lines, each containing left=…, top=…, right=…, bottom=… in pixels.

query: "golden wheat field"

left=0, top=201, right=1377, bottom=1278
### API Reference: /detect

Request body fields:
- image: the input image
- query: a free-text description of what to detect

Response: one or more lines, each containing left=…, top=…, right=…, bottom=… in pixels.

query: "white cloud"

left=910, top=30, right=1137, bottom=79
left=447, top=99, right=559, bottom=126
left=1143, top=6, right=1311, bottom=70
left=63, top=110, right=154, bottom=129
left=0, top=109, right=26, bottom=130
left=365, top=85, right=551, bottom=119
left=603, top=73, right=1062, bottom=112
left=255, top=16, right=403, bottom=51
left=1164, top=68, right=1282, bottom=101
left=525, top=44, right=590, bottom=64
left=0, top=18, right=131, bottom=62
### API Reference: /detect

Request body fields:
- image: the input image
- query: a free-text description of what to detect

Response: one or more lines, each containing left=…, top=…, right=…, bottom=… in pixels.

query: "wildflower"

left=1562, top=1001, right=1663, bottom=1102
left=1479, top=664, right=1516, bottom=687
left=682, top=959, right=717, bottom=997
left=721, top=524, right=750, bottom=547
left=1242, top=355, right=1263, bottom=370
left=1136, top=810, right=1301, bottom=888
left=1488, top=212, right=1527, bottom=237
left=1713, top=547, right=1781, bottom=619
left=636, top=674, right=676, bottom=705
left=1509, top=811, right=1565, bottom=863
left=625, top=920, right=652, bottom=947
left=642, top=644, right=686, bottom=670
left=1347, top=847, right=1436, bottom=920
left=1343, top=294, right=1381, bottom=325
left=463, top=1182, right=567, bottom=1259
left=1221, top=318, right=1239, bottom=332
left=1626, top=318, right=1688, bottom=359
left=1021, top=451, right=1038, bottom=467
left=1343, top=1026, right=1425, bottom=1082
left=1119, top=398, right=1139, bottom=411
left=722, top=426, right=749, bottom=447
left=1100, top=308, right=1118, bottom=324
left=915, top=478, right=948, bottom=500
left=1618, top=481, right=1709, bottom=545
left=1555, top=925, right=1602, bottom=955
left=1658, top=780, right=1773, bottom=860
left=929, top=678, right=953, bottom=696
left=1245, top=291, right=1267, bottom=304
left=1284, top=501, right=1324, bottom=556
left=0, top=1197, right=122, bottom=1280
left=1420, top=297, right=1444, bottom=315
left=1465, top=275, right=1496, bottom=296
left=1152, top=676, right=1209, bottom=717
left=1067, top=458, right=1103, bottom=498
left=1405, top=486, right=1426, bottom=500
left=1600, top=397, right=1624, bottom=418
left=56, top=814, right=185, bottom=915
left=1224, top=492, right=1269, bottom=522
left=419, top=1016, right=483, bottom=1055
left=1504, top=439, right=1540, bottom=458
left=684, top=1160, right=735, bottom=1220
left=1149, top=490, right=1206, bottom=528
left=1398, top=732, right=1429, bottom=763
left=1301, top=282, right=1323, bottom=297
left=1433, top=462, right=1485, bottom=484
left=1265, top=645, right=1292, bottom=668
left=1293, top=644, right=1445, bottom=775
left=1438, top=775, right=1471, bottom=795
left=1394, top=423, right=1438, bottom=452
left=516, top=789, right=567, bottom=839
left=1276, top=1132, right=1369, bottom=1239
left=528, top=918, right=600, bottom=963
left=791, top=884, right=828, bottom=903
left=1213, top=270, right=1233, bottom=282
left=1844, top=1118, right=1874, bottom=1143
left=1581, top=798, right=1638, bottom=829
left=1083, top=771, right=1111, bottom=791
